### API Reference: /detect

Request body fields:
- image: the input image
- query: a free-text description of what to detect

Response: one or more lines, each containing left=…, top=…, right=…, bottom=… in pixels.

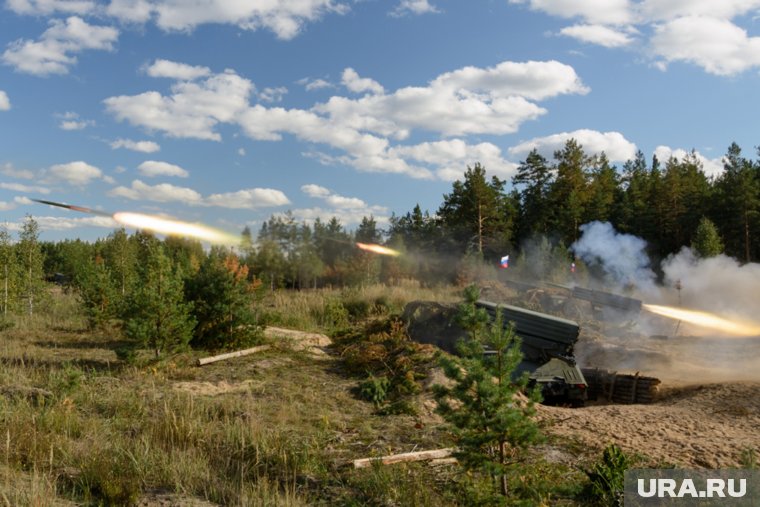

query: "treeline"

left=242, top=139, right=760, bottom=287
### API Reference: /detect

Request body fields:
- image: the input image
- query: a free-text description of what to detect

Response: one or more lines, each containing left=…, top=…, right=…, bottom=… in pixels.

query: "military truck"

left=475, top=300, right=588, bottom=406
left=403, top=299, right=589, bottom=405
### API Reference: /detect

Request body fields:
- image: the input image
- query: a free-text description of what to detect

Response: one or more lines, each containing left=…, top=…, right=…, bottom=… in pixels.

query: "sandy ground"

left=538, top=381, right=759, bottom=468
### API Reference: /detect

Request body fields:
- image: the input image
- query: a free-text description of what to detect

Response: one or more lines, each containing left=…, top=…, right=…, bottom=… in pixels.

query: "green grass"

left=0, top=284, right=601, bottom=505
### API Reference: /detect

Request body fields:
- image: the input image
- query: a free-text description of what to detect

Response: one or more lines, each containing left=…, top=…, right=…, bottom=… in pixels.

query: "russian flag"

left=500, top=255, right=509, bottom=269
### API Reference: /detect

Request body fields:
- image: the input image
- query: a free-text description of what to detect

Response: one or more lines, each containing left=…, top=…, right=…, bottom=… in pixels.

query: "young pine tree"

left=123, top=243, right=195, bottom=357
left=434, top=286, right=542, bottom=500
left=185, top=249, right=262, bottom=351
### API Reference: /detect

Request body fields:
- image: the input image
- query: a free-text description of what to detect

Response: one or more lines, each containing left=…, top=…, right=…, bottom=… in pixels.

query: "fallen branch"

left=196, top=345, right=270, bottom=366
left=352, top=448, right=455, bottom=469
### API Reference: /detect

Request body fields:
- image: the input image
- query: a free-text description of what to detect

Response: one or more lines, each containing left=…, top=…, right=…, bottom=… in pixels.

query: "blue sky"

left=1, top=0, right=760, bottom=243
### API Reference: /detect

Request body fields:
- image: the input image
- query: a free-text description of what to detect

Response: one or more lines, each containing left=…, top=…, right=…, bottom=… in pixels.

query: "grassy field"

left=0, top=284, right=600, bottom=506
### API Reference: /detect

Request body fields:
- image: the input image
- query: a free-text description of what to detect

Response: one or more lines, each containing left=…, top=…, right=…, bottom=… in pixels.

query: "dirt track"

left=538, top=381, right=760, bottom=468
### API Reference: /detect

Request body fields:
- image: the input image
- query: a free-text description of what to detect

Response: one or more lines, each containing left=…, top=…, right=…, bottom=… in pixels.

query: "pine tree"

left=124, top=243, right=195, bottom=357
left=691, top=217, right=724, bottom=258
left=512, top=148, right=554, bottom=242
left=186, top=248, right=262, bottom=351
left=78, top=254, right=119, bottom=330
left=434, top=286, right=542, bottom=499
left=0, top=227, right=18, bottom=317
left=16, top=215, right=45, bottom=316
left=549, top=139, right=589, bottom=245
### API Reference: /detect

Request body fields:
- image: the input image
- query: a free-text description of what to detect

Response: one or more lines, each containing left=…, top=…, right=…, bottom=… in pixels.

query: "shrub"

left=583, top=444, right=631, bottom=507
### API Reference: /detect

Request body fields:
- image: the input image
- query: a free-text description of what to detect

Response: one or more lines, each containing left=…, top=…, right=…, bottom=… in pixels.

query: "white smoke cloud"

left=571, top=221, right=657, bottom=295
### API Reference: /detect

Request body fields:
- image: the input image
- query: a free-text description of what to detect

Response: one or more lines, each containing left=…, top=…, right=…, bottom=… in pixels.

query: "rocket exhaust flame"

left=113, top=212, right=239, bottom=245
left=33, top=198, right=239, bottom=245
left=355, top=242, right=401, bottom=257
left=642, top=304, right=760, bottom=337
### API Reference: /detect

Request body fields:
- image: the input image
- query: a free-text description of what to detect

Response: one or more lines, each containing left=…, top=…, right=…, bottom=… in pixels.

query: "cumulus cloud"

left=390, top=0, right=440, bottom=17
left=205, top=188, right=290, bottom=209
left=1, top=163, right=35, bottom=180
left=258, top=86, right=288, bottom=103
left=137, top=160, right=189, bottom=178
left=56, top=111, right=94, bottom=130
left=0, top=91, right=10, bottom=110
left=299, top=77, right=333, bottom=91
left=509, top=129, right=637, bottom=162
left=653, top=146, right=724, bottom=178
left=144, top=58, right=210, bottom=80
left=29, top=215, right=118, bottom=231
left=109, top=179, right=202, bottom=203
left=0, top=182, right=51, bottom=194
left=2, top=16, right=118, bottom=76
left=142, top=0, right=348, bottom=39
left=342, top=68, right=384, bottom=95
left=104, top=70, right=253, bottom=140
left=106, top=59, right=587, bottom=180
left=110, top=138, right=160, bottom=152
left=510, top=0, right=760, bottom=76
left=301, top=184, right=365, bottom=208
left=47, top=161, right=103, bottom=185
left=650, top=16, right=760, bottom=75
left=6, top=0, right=95, bottom=15
left=560, top=24, right=635, bottom=47
left=108, top=179, right=289, bottom=209
left=508, top=0, right=631, bottom=25
left=297, top=185, right=390, bottom=225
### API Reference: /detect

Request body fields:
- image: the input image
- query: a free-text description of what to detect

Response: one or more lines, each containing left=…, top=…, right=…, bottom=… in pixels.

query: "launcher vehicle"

left=475, top=300, right=588, bottom=405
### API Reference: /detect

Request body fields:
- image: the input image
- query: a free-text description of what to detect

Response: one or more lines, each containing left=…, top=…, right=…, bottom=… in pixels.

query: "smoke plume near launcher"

left=642, top=303, right=760, bottom=337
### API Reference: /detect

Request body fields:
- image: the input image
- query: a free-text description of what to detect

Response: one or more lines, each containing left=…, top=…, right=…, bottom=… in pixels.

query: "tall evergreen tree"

left=0, top=227, right=17, bottom=317
left=548, top=139, right=589, bottom=245
left=124, top=243, right=195, bottom=357
left=512, top=149, right=554, bottom=242
left=438, top=163, right=515, bottom=259
left=691, top=217, right=724, bottom=258
left=16, top=215, right=44, bottom=315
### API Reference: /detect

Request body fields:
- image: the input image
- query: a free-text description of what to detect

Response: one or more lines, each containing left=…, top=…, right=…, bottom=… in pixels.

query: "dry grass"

left=0, top=284, right=588, bottom=506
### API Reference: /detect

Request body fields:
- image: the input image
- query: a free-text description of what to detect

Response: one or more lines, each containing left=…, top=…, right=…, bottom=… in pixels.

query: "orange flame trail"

left=113, top=212, right=239, bottom=245
left=355, top=242, right=401, bottom=257
left=643, top=304, right=760, bottom=337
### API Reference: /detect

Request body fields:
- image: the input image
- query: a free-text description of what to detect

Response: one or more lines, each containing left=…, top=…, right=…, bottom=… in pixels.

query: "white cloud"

left=560, top=24, right=634, bottom=47
left=6, top=0, right=95, bottom=15
left=299, top=77, right=333, bottom=91
left=290, top=206, right=390, bottom=227
left=509, top=129, right=638, bottom=162
left=653, top=146, right=724, bottom=178
left=390, top=0, right=440, bottom=17
left=47, top=161, right=103, bottom=185
left=144, top=59, right=211, bottom=80
left=105, top=0, right=153, bottom=23
left=109, top=179, right=202, bottom=203
left=2, top=16, right=118, bottom=76
left=258, top=86, right=288, bottom=103
left=31, top=215, right=118, bottom=231
left=301, top=184, right=365, bottom=208
left=145, top=0, right=349, bottom=39
left=110, top=138, right=161, bottom=152
left=0, top=182, right=51, bottom=194
left=0, top=201, right=16, bottom=211
left=1, top=163, right=36, bottom=180
left=56, top=111, right=94, bottom=130
left=638, top=0, right=760, bottom=22
left=137, top=160, right=189, bottom=178
left=508, top=0, right=631, bottom=25
left=104, top=69, right=253, bottom=140
left=650, top=16, right=760, bottom=76
left=205, top=188, right=290, bottom=209
left=0, top=91, right=10, bottom=110
left=342, top=68, right=384, bottom=95
left=108, top=179, right=289, bottom=209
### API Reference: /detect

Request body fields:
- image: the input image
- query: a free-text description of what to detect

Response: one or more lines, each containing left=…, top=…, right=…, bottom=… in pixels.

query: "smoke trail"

left=661, top=247, right=760, bottom=321
left=571, top=221, right=656, bottom=295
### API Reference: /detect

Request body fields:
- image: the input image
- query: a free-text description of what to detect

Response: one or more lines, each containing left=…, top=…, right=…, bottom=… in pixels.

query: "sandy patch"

left=264, top=326, right=332, bottom=356
left=172, top=379, right=258, bottom=396
left=538, top=382, right=760, bottom=468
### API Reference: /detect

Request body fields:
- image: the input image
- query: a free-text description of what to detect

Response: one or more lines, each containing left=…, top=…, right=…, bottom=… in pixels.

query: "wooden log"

left=353, top=448, right=455, bottom=469
left=196, top=345, right=271, bottom=366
